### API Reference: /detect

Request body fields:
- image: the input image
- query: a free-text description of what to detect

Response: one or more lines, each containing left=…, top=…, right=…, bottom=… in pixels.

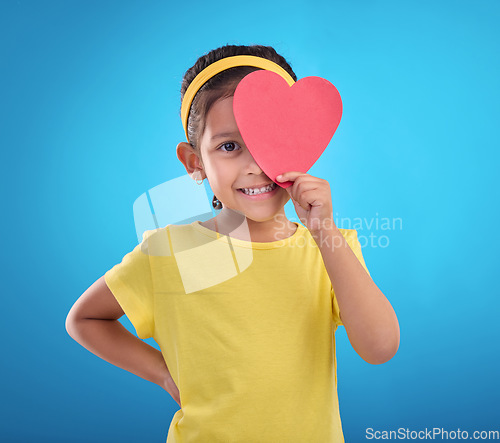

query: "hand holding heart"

left=276, top=171, right=337, bottom=238
left=233, top=70, right=342, bottom=188
left=233, top=69, right=343, bottom=239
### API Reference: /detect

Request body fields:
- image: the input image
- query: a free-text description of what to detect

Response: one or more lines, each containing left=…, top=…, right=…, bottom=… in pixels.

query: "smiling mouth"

left=238, top=182, right=278, bottom=196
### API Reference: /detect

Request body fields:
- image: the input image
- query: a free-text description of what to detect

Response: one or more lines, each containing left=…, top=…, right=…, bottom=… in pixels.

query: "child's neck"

left=200, top=209, right=297, bottom=243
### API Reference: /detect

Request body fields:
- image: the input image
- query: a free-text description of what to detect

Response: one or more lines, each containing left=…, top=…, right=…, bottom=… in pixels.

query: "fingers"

left=288, top=179, right=320, bottom=208
left=276, top=171, right=306, bottom=182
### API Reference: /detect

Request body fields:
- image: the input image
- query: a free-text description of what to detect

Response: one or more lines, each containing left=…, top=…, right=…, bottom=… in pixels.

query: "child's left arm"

left=276, top=172, right=400, bottom=365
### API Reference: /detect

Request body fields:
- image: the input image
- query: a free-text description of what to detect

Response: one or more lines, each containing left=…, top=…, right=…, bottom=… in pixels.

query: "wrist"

left=313, top=225, right=344, bottom=251
left=161, top=363, right=181, bottom=407
left=155, top=354, right=171, bottom=389
left=309, top=216, right=339, bottom=241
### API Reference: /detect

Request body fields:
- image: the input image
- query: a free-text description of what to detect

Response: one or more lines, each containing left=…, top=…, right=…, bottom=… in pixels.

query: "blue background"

left=1, top=0, right=499, bottom=441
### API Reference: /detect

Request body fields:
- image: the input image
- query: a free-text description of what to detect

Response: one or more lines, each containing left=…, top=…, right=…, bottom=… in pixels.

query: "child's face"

left=198, top=96, right=290, bottom=222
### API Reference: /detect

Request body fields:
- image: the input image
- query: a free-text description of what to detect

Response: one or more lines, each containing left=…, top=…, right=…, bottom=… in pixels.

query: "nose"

left=242, top=148, right=263, bottom=175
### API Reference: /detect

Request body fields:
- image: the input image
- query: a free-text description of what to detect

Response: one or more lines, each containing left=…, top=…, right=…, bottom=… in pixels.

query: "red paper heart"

left=233, top=70, right=342, bottom=188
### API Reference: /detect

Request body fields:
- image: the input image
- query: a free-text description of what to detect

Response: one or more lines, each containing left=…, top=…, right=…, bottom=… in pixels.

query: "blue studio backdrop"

left=1, top=1, right=499, bottom=442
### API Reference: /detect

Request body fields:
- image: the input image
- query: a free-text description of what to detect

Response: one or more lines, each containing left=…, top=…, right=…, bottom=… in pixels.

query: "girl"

left=66, top=44, right=400, bottom=442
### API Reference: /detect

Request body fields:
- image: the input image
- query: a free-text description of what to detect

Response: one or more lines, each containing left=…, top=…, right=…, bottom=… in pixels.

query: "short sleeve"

left=104, top=231, right=155, bottom=339
left=331, top=229, right=370, bottom=327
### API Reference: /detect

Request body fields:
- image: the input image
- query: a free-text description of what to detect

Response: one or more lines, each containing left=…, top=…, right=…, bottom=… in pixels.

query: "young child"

left=66, top=44, right=400, bottom=442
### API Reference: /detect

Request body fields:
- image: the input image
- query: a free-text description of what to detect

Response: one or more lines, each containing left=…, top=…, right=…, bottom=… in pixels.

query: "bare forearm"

left=67, top=318, right=170, bottom=389
left=318, top=228, right=400, bottom=364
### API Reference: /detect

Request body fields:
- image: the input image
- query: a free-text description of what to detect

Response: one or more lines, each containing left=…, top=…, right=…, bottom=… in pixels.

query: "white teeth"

left=241, top=183, right=277, bottom=195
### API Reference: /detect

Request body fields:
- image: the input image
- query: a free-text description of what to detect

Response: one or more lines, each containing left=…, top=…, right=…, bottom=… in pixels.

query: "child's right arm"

left=65, top=275, right=180, bottom=407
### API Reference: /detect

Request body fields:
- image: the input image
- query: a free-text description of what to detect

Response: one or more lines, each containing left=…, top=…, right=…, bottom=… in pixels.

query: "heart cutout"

left=233, top=70, right=343, bottom=188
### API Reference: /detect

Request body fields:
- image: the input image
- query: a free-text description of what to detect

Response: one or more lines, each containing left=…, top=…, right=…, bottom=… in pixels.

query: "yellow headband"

left=181, top=55, right=296, bottom=141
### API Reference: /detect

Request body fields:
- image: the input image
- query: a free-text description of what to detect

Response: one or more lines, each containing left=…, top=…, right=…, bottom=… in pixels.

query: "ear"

left=176, top=142, right=206, bottom=180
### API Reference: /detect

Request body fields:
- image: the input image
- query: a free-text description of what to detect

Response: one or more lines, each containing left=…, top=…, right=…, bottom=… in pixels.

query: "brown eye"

left=219, top=142, right=241, bottom=153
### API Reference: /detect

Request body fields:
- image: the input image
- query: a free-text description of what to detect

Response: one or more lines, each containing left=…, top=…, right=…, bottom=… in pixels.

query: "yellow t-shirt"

left=104, top=221, right=369, bottom=443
